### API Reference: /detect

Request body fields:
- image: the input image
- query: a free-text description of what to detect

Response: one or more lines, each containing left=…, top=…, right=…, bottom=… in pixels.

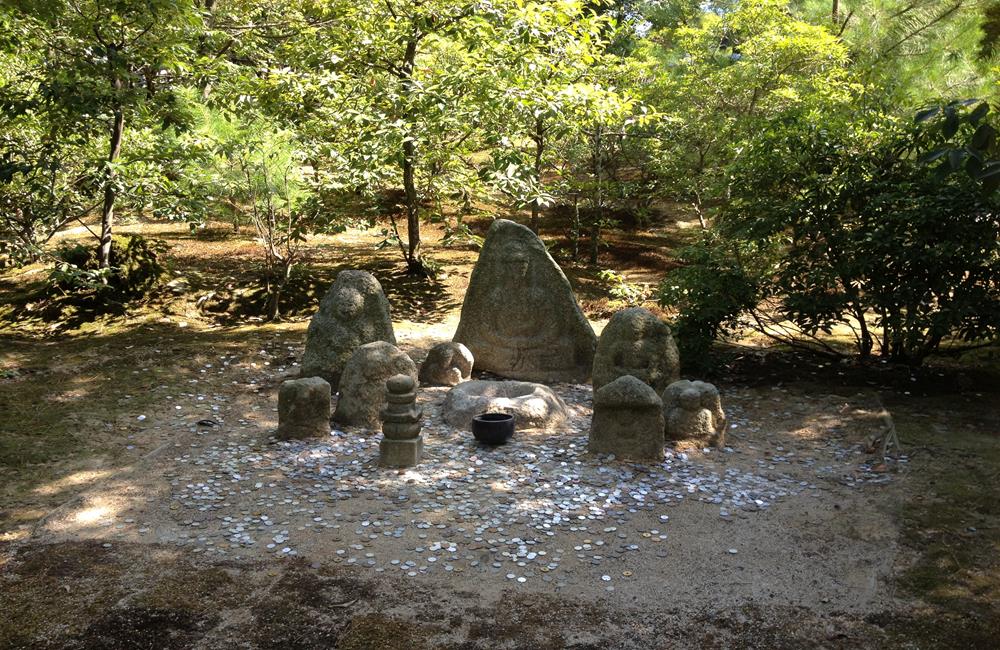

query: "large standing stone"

left=589, top=375, right=664, bottom=462
left=419, top=342, right=474, bottom=386
left=662, top=379, right=726, bottom=447
left=379, top=374, right=423, bottom=467
left=441, top=380, right=568, bottom=431
left=453, top=219, right=596, bottom=383
left=592, top=307, right=680, bottom=393
left=333, top=342, right=417, bottom=428
left=300, top=270, right=396, bottom=390
left=277, top=377, right=331, bottom=440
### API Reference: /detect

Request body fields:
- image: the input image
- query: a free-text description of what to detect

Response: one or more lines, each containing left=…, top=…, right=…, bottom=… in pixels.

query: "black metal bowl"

left=472, top=413, right=515, bottom=445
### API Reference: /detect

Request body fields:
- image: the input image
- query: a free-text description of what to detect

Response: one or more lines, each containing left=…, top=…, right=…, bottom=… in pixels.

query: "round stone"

left=441, top=380, right=569, bottom=430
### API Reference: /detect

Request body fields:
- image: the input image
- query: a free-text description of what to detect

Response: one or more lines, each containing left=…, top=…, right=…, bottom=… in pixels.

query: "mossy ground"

left=870, top=397, right=1000, bottom=648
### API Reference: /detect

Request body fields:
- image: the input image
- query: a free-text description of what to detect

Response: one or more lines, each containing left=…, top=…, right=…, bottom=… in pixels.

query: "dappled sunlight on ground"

left=42, top=494, right=125, bottom=536
left=0, top=528, right=29, bottom=542
left=2, top=213, right=999, bottom=647
left=33, top=469, right=114, bottom=497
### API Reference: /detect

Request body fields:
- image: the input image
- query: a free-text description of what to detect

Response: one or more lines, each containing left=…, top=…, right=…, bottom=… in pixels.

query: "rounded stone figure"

left=379, top=374, right=423, bottom=467
left=442, top=380, right=568, bottom=430
left=300, top=270, right=396, bottom=390
left=453, top=219, right=597, bottom=383
left=592, top=307, right=680, bottom=393
left=588, top=375, right=665, bottom=462
left=419, top=342, right=474, bottom=386
left=277, top=376, right=331, bottom=440
left=662, top=379, right=725, bottom=447
left=334, top=342, right=418, bottom=428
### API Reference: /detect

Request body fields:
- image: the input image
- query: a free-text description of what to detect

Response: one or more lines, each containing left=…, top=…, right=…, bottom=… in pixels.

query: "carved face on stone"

left=506, top=251, right=530, bottom=280
left=613, top=316, right=659, bottom=367
left=453, top=218, right=597, bottom=383
left=679, top=387, right=702, bottom=411
left=333, top=287, right=364, bottom=321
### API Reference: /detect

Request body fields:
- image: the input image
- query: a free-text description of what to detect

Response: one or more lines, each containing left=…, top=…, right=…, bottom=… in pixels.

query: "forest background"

left=1, top=0, right=998, bottom=364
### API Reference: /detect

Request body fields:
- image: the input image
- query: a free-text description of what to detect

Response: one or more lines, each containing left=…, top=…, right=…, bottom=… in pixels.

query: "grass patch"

left=338, top=614, right=432, bottom=650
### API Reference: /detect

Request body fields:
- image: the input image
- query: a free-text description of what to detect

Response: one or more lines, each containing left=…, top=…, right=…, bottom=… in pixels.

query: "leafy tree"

left=2, top=0, right=203, bottom=268
left=637, top=0, right=856, bottom=228
left=795, top=0, right=996, bottom=102
left=303, top=0, right=498, bottom=275
left=662, top=101, right=1000, bottom=365
left=558, top=81, right=653, bottom=262
left=476, top=1, right=613, bottom=232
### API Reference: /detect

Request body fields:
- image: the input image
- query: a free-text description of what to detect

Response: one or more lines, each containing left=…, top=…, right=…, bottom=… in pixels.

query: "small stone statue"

left=589, top=375, right=665, bottom=462
left=300, top=270, right=396, bottom=390
left=662, top=380, right=725, bottom=447
left=333, top=341, right=418, bottom=428
left=592, top=307, right=680, bottom=393
left=277, top=376, right=331, bottom=440
left=419, top=341, right=474, bottom=386
left=379, top=374, right=423, bottom=467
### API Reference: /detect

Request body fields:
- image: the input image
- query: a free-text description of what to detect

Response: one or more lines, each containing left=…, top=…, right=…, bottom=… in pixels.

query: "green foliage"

left=1, top=0, right=205, bottom=265
left=914, top=99, right=1000, bottom=192
left=637, top=0, right=858, bottom=225
left=662, top=102, right=1000, bottom=364
left=1, top=0, right=998, bottom=349
left=598, top=268, right=651, bottom=306
left=660, top=233, right=766, bottom=365
left=50, top=233, right=167, bottom=300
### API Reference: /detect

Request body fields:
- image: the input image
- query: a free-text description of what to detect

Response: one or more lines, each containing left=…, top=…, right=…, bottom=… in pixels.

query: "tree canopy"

left=1, top=0, right=997, bottom=357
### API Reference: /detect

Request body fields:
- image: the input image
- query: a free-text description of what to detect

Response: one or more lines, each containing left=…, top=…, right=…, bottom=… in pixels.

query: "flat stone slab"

left=441, top=380, right=569, bottom=431
left=379, top=436, right=424, bottom=467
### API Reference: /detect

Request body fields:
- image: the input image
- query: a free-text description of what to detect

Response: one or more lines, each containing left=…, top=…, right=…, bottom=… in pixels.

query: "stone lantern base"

left=379, top=436, right=423, bottom=467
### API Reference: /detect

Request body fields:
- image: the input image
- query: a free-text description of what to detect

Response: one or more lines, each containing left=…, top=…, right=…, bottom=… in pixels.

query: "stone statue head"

left=679, top=387, right=702, bottom=411
left=333, top=286, right=364, bottom=321
left=499, top=247, right=531, bottom=281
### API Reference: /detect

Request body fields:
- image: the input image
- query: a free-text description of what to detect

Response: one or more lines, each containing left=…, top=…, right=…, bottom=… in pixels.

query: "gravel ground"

left=29, top=322, right=907, bottom=623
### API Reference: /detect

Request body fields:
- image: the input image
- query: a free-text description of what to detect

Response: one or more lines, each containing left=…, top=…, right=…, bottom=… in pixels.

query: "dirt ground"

left=1, top=216, right=999, bottom=649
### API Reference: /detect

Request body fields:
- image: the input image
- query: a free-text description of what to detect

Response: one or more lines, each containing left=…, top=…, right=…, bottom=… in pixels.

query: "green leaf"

left=965, top=155, right=982, bottom=177
left=976, top=161, right=1000, bottom=182
left=947, top=149, right=964, bottom=171
left=971, top=124, right=996, bottom=151
left=918, top=147, right=949, bottom=164
left=914, top=107, right=939, bottom=123
left=942, top=107, right=960, bottom=138
left=968, top=102, right=990, bottom=125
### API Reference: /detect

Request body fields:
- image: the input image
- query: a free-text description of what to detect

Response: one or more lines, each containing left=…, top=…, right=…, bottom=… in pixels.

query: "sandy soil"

left=8, top=318, right=914, bottom=648
left=2, top=220, right=996, bottom=648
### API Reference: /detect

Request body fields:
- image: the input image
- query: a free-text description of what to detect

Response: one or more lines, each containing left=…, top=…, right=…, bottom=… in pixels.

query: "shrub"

left=50, top=234, right=167, bottom=301
left=598, top=269, right=652, bottom=308
left=661, top=102, right=1000, bottom=365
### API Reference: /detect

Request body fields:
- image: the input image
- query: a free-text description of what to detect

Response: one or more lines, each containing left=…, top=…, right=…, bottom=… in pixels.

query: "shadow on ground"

left=0, top=540, right=931, bottom=649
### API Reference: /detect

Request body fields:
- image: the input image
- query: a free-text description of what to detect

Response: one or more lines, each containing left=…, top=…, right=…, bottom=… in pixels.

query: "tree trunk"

left=571, top=194, right=580, bottom=262
left=590, top=126, right=603, bottom=265
left=403, top=137, right=421, bottom=269
left=530, top=116, right=545, bottom=233
left=99, top=54, right=125, bottom=270
left=400, top=36, right=423, bottom=274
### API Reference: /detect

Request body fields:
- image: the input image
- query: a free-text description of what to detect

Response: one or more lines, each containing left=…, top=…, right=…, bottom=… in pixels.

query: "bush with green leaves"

left=662, top=101, right=1000, bottom=365
left=598, top=269, right=652, bottom=308
left=51, top=233, right=167, bottom=301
